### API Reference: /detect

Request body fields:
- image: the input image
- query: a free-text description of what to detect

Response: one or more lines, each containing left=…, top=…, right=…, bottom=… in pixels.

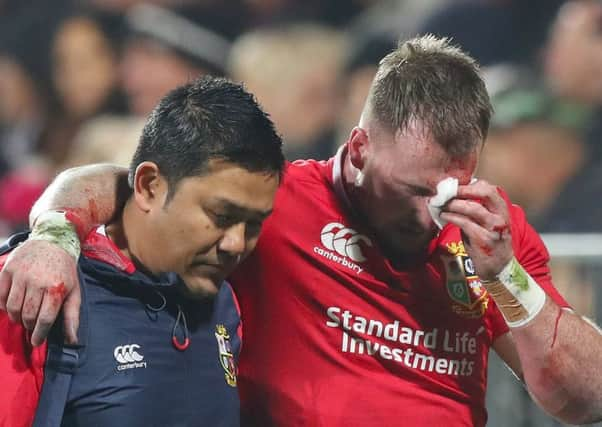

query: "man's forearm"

left=512, top=299, right=602, bottom=424
left=30, top=164, right=131, bottom=238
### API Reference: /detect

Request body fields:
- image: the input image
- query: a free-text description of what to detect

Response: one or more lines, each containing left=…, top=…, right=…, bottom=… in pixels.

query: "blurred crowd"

left=1, top=0, right=602, bottom=237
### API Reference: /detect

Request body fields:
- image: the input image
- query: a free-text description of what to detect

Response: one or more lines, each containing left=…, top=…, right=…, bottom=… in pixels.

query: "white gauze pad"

left=427, top=177, right=458, bottom=229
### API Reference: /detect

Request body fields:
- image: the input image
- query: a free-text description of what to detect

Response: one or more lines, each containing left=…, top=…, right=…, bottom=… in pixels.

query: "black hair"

left=129, top=76, right=284, bottom=199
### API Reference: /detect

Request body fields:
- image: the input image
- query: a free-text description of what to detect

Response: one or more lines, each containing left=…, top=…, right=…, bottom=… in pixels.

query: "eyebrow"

left=212, top=198, right=273, bottom=220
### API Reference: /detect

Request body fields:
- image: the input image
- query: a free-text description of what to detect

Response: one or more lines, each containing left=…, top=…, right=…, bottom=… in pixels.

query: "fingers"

left=21, top=286, right=44, bottom=331
left=445, top=198, right=495, bottom=226
left=30, top=289, right=64, bottom=347
left=0, top=268, right=11, bottom=311
left=441, top=206, right=514, bottom=280
left=445, top=197, right=511, bottom=237
left=455, top=180, right=507, bottom=215
left=440, top=211, right=498, bottom=245
left=5, top=276, right=26, bottom=324
left=0, top=240, right=81, bottom=346
left=62, top=287, right=81, bottom=345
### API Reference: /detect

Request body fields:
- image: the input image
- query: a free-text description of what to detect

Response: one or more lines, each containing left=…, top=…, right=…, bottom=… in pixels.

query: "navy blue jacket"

left=1, top=230, right=242, bottom=427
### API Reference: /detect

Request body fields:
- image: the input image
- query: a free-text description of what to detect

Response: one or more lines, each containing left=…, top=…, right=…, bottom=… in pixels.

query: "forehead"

left=174, top=161, right=279, bottom=210
left=371, top=124, right=478, bottom=189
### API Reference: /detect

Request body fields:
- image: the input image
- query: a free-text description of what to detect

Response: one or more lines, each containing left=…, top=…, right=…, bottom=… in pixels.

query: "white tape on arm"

left=29, top=210, right=81, bottom=260
left=483, top=257, right=546, bottom=328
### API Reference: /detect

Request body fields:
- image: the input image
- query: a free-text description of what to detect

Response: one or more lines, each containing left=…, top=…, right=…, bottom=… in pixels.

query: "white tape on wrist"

left=484, top=257, right=546, bottom=328
left=29, top=210, right=81, bottom=260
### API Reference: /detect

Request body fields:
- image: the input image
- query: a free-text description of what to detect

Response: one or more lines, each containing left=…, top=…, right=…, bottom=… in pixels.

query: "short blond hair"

left=367, top=34, right=492, bottom=155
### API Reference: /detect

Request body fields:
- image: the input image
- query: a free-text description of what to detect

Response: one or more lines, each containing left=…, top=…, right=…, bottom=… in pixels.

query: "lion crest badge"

left=443, top=241, right=489, bottom=319
left=215, top=324, right=237, bottom=387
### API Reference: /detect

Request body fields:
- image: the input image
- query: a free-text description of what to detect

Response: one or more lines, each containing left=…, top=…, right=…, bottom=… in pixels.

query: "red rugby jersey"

left=0, top=252, right=48, bottom=427
left=230, top=147, right=569, bottom=427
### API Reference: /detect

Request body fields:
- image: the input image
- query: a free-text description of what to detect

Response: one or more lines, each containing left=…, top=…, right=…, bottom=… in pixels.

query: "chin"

left=387, top=231, right=433, bottom=257
left=182, top=276, right=222, bottom=299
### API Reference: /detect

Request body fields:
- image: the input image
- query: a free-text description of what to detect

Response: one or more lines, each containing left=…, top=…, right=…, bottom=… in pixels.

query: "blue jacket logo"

left=215, top=325, right=237, bottom=387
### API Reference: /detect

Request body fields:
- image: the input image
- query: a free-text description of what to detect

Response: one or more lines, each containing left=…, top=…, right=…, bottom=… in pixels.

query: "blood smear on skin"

left=479, top=244, right=493, bottom=256
left=48, top=282, right=67, bottom=309
left=492, top=224, right=510, bottom=239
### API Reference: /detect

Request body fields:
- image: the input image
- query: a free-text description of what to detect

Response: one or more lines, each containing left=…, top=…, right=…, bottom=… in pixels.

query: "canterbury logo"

left=320, top=222, right=372, bottom=262
left=114, top=344, right=144, bottom=364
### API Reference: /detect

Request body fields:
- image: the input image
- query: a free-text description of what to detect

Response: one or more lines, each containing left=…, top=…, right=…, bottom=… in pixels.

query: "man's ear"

left=132, top=162, right=166, bottom=212
left=348, top=127, right=369, bottom=171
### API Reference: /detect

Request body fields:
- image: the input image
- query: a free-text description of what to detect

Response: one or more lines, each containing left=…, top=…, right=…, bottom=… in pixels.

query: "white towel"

left=427, top=177, right=458, bottom=229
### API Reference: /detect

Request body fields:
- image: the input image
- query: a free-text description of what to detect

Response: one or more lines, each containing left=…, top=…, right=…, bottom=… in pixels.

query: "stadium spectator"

left=0, top=5, right=64, bottom=234
left=40, top=11, right=128, bottom=169
left=229, top=23, right=346, bottom=160
left=336, top=31, right=396, bottom=145
left=478, top=64, right=592, bottom=227
left=418, top=0, right=565, bottom=66
left=537, top=0, right=602, bottom=232
left=64, top=3, right=232, bottom=169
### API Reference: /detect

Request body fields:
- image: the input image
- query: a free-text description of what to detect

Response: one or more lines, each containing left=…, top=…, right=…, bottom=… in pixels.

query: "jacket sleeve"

left=0, top=253, right=48, bottom=427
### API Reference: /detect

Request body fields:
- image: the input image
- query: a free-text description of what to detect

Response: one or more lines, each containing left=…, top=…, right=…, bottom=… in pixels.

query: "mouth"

left=391, top=224, right=438, bottom=248
left=190, top=262, right=225, bottom=274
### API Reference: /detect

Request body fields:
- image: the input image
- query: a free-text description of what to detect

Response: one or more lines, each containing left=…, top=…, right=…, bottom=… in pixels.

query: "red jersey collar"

left=329, top=143, right=353, bottom=213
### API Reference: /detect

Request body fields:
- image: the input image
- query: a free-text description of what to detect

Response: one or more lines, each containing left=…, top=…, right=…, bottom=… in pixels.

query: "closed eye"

left=210, top=212, right=237, bottom=228
left=406, top=184, right=434, bottom=197
left=208, top=211, right=266, bottom=237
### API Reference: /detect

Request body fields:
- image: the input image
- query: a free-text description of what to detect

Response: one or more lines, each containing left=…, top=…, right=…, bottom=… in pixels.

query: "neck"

left=341, top=146, right=365, bottom=211
left=340, top=149, right=383, bottom=247
left=105, top=200, right=135, bottom=262
left=104, top=201, right=163, bottom=279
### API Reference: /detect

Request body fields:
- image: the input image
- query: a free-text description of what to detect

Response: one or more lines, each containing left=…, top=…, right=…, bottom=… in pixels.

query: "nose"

left=218, top=222, right=246, bottom=256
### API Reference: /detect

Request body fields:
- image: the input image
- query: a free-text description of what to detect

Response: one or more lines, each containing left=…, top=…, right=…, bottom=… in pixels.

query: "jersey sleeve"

left=510, top=203, right=570, bottom=307
left=0, top=254, right=48, bottom=427
left=489, top=198, right=570, bottom=340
